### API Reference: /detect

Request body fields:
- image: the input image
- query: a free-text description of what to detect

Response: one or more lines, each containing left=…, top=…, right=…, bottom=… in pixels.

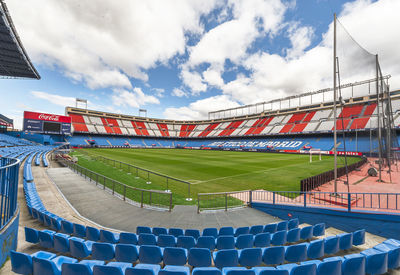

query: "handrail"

left=0, top=157, right=20, bottom=229
left=0, top=157, right=20, bottom=170
left=58, top=158, right=173, bottom=211
left=76, top=149, right=192, bottom=200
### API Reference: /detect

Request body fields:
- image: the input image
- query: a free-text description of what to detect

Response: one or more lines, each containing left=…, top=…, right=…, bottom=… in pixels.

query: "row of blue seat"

left=135, top=221, right=299, bottom=237
left=11, top=238, right=400, bottom=275
left=23, top=226, right=366, bottom=268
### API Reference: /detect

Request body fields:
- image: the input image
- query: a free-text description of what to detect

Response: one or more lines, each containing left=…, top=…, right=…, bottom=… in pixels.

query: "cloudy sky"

left=0, top=0, right=399, bottom=128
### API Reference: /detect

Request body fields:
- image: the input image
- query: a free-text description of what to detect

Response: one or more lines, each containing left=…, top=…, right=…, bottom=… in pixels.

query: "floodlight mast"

left=333, top=13, right=338, bottom=193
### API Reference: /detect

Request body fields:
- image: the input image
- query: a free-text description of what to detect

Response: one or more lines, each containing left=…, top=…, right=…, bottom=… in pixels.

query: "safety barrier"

left=198, top=189, right=400, bottom=213
left=300, top=157, right=367, bottom=192
left=58, top=158, right=173, bottom=211
left=76, top=149, right=192, bottom=201
left=0, top=157, right=20, bottom=229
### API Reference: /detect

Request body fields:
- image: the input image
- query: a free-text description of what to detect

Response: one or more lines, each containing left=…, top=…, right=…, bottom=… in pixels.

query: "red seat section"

left=350, top=103, right=377, bottom=129
left=280, top=113, right=307, bottom=133
left=69, top=114, right=89, bottom=132
left=245, top=117, right=273, bottom=135
left=106, top=118, right=122, bottom=135
left=157, top=123, right=170, bottom=137
left=135, top=121, right=149, bottom=136
left=199, top=123, right=219, bottom=137
left=290, top=111, right=316, bottom=133
left=218, top=121, right=243, bottom=136
left=101, top=118, right=114, bottom=134
left=179, top=124, right=196, bottom=137
left=336, top=119, right=350, bottom=130
left=363, top=103, right=377, bottom=116
left=339, top=105, right=364, bottom=118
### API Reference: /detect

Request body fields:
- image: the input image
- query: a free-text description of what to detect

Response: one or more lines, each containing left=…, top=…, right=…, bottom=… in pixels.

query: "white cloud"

left=153, top=88, right=165, bottom=98
left=112, top=88, right=160, bottom=108
left=8, top=0, right=222, bottom=89
left=163, top=95, right=239, bottom=120
left=171, top=88, right=188, bottom=97
left=180, top=70, right=207, bottom=95
left=31, top=91, right=77, bottom=107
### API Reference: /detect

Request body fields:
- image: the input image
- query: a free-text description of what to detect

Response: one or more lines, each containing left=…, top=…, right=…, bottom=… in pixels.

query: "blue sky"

left=1, top=0, right=399, bottom=129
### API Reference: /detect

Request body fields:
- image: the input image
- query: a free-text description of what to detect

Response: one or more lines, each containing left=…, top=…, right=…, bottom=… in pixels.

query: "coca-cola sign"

left=24, top=111, right=71, bottom=123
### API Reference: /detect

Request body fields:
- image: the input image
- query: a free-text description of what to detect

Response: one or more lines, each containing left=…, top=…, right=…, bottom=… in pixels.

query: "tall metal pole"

left=376, top=54, right=382, bottom=182
left=333, top=13, right=338, bottom=193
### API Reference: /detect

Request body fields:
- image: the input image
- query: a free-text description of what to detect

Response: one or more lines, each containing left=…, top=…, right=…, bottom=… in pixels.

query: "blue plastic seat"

left=138, top=233, right=157, bottom=246
left=271, top=230, right=286, bottom=246
left=352, top=229, right=365, bottom=246
left=125, top=264, right=160, bottom=275
left=313, top=223, right=325, bottom=237
left=53, top=233, right=70, bottom=253
left=263, top=223, right=277, bottom=234
left=188, top=248, right=212, bottom=267
left=152, top=227, right=168, bottom=236
left=285, top=243, right=307, bottom=263
left=61, top=220, right=74, bottom=235
left=177, top=236, right=196, bottom=250
left=338, top=233, right=353, bottom=250
left=137, top=226, right=152, bottom=235
left=139, top=245, right=163, bottom=264
left=86, top=226, right=100, bottom=241
left=73, top=223, right=87, bottom=238
left=38, top=230, right=56, bottom=249
left=262, top=246, right=285, bottom=265
left=324, top=236, right=339, bottom=255
left=158, top=234, right=177, bottom=247
left=203, top=228, right=218, bottom=238
left=100, top=229, right=119, bottom=243
left=219, top=227, right=234, bottom=236
left=25, top=227, right=39, bottom=244
left=169, top=228, right=184, bottom=237
left=222, top=267, right=255, bottom=275
left=93, top=262, right=132, bottom=275
left=234, top=227, right=249, bottom=237
left=51, top=218, right=62, bottom=231
left=254, top=233, right=270, bottom=248
left=213, top=249, right=239, bottom=269
left=115, top=244, right=138, bottom=263
left=217, top=236, right=235, bottom=250
left=119, top=232, right=138, bottom=245
left=250, top=225, right=264, bottom=235
left=277, top=221, right=288, bottom=231
left=306, top=239, right=324, bottom=259
left=185, top=229, right=201, bottom=240
left=33, top=255, right=77, bottom=275
left=313, top=257, right=342, bottom=275
left=192, top=267, right=222, bottom=275
left=197, top=236, right=216, bottom=250
left=69, top=237, right=94, bottom=259
left=159, top=265, right=190, bottom=275
left=235, top=234, right=254, bottom=249
left=61, top=260, right=105, bottom=275
left=252, top=267, right=288, bottom=275
left=239, top=248, right=262, bottom=267
left=300, top=226, right=313, bottom=240
left=92, top=242, right=115, bottom=261
left=277, top=262, right=316, bottom=275
left=374, top=242, right=400, bottom=269
left=360, top=248, right=388, bottom=275
left=288, top=219, right=299, bottom=230
left=286, top=228, right=300, bottom=243
left=11, top=250, right=56, bottom=275
left=341, top=254, right=366, bottom=275
left=163, top=247, right=188, bottom=266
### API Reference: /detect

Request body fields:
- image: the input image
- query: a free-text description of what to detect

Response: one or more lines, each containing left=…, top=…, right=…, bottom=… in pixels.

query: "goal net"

left=309, top=149, right=322, bottom=163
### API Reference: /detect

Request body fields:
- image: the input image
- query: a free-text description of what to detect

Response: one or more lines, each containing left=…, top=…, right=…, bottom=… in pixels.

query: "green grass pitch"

left=72, top=148, right=360, bottom=205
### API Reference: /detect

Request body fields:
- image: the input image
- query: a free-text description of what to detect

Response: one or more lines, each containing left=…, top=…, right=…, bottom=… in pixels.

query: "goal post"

left=309, top=149, right=322, bottom=163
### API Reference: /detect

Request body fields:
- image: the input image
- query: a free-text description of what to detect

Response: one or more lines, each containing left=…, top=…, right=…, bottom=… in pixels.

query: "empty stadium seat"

left=286, top=228, right=300, bottom=243
left=188, top=248, right=212, bottom=268
left=73, top=223, right=86, bottom=238
left=352, top=229, right=365, bottom=246
left=137, top=226, right=152, bottom=235
left=324, top=236, right=340, bottom=255
left=115, top=244, right=139, bottom=263
left=100, top=229, right=119, bottom=243
left=163, top=247, right=188, bottom=266
left=254, top=233, right=270, bottom=248
left=93, top=262, right=132, bottom=275
left=153, top=227, right=168, bottom=236
left=159, top=265, right=190, bottom=275
left=126, top=264, right=160, bottom=275
left=185, top=229, right=201, bottom=240
left=11, top=250, right=56, bottom=275
left=306, top=239, right=325, bottom=259
left=139, top=233, right=157, bottom=246
left=213, top=249, right=239, bottom=269
left=338, top=233, right=353, bottom=250
left=192, top=267, right=222, bottom=275
left=53, top=233, right=70, bottom=253
left=263, top=223, right=277, bottom=233
left=300, top=226, right=313, bottom=240
left=91, top=242, right=115, bottom=261
left=119, top=232, right=138, bottom=245
left=262, top=246, right=285, bottom=265
left=139, top=245, right=163, bottom=264
left=62, top=260, right=105, bottom=275
left=169, top=228, right=185, bottom=237
left=157, top=234, right=177, bottom=247
left=360, top=248, right=388, bottom=275
left=217, top=236, right=235, bottom=250
left=271, top=230, right=287, bottom=246
left=177, top=236, right=196, bottom=250
left=33, top=255, right=77, bottom=275
left=86, top=226, right=100, bottom=241
left=235, top=234, right=254, bottom=249
left=285, top=243, right=307, bottom=263
left=69, top=237, right=94, bottom=259
left=197, top=236, right=216, bottom=250
left=219, top=227, right=234, bottom=236
left=222, top=267, right=255, bottom=275
left=239, top=248, right=262, bottom=267
left=249, top=225, right=264, bottom=235
left=203, top=228, right=218, bottom=238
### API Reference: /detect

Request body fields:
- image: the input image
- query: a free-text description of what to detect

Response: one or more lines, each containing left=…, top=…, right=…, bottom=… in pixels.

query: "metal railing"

left=0, top=157, right=20, bottom=229
left=198, top=189, right=400, bottom=213
left=58, top=158, right=173, bottom=211
left=77, top=150, right=192, bottom=200
left=300, top=157, right=367, bottom=191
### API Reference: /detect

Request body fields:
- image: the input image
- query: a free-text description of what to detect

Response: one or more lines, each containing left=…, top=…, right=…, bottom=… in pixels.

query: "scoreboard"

left=23, top=111, right=71, bottom=135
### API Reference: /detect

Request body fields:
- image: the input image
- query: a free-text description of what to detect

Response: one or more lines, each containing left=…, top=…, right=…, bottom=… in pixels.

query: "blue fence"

left=0, top=157, right=20, bottom=229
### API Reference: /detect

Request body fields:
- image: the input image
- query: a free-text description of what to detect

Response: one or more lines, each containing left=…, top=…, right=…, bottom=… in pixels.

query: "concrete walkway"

left=46, top=167, right=280, bottom=232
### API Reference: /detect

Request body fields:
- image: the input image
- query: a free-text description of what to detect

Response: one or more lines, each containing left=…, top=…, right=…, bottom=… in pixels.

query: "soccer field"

left=73, top=148, right=360, bottom=204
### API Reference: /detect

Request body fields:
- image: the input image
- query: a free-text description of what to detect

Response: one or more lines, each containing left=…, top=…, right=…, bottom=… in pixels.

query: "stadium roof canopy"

left=0, top=1, right=40, bottom=79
